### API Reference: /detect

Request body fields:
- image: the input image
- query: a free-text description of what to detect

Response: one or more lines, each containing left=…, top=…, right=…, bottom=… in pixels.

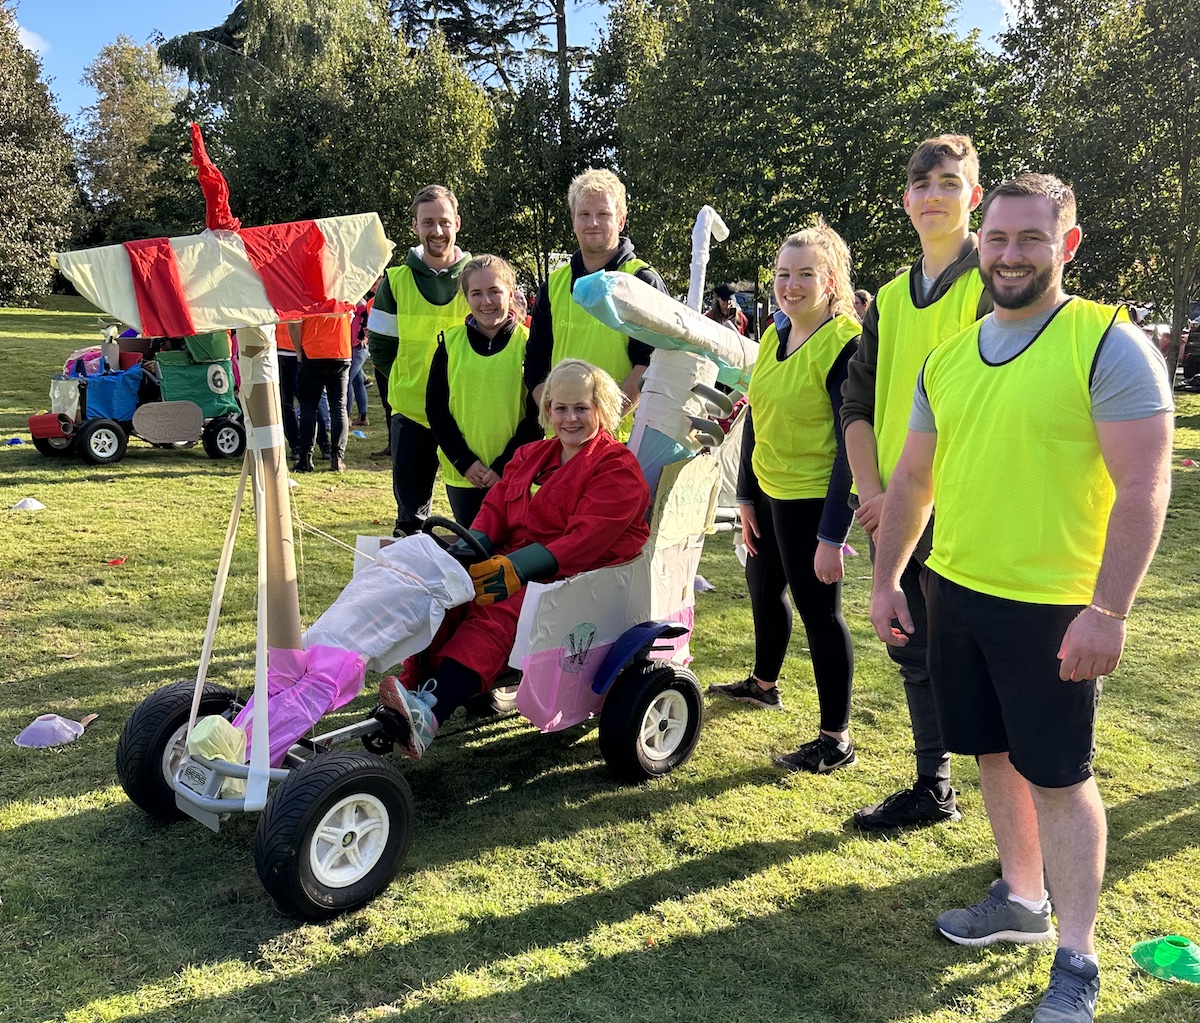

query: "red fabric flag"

left=190, top=122, right=241, bottom=232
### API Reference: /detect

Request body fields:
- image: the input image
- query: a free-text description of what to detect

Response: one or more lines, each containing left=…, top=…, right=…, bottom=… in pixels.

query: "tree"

left=1002, top=0, right=1200, bottom=378
left=588, top=0, right=1021, bottom=292
left=469, top=61, right=577, bottom=285
left=159, top=0, right=495, bottom=244
left=0, top=4, right=79, bottom=301
left=75, top=36, right=183, bottom=243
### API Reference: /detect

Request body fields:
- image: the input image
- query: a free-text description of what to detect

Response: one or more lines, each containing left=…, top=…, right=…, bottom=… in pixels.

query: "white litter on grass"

left=11, top=498, right=46, bottom=511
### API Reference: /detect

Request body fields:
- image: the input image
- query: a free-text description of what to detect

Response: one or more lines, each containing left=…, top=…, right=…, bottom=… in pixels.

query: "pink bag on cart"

left=232, top=645, right=366, bottom=767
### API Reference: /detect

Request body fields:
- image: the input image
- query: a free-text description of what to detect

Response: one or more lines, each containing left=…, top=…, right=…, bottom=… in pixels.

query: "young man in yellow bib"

left=366, top=184, right=471, bottom=534
left=841, top=134, right=990, bottom=830
left=870, top=174, right=1173, bottom=1023
left=524, top=169, right=669, bottom=438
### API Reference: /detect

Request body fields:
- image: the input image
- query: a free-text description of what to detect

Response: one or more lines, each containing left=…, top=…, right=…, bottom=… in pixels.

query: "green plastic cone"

left=1130, top=935, right=1200, bottom=984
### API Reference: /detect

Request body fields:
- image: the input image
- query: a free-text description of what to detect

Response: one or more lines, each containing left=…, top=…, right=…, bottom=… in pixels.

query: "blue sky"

left=17, top=0, right=1014, bottom=123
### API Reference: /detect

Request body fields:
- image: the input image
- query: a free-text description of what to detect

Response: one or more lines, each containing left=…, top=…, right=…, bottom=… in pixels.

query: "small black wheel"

left=33, top=434, right=74, bottom=457
left=599, top=661, right=704, bottom=783
left=202, top=417, right=246, bottom=459
left=79, top=418, right=128, bottom=465
left=420, top=515, right=489, bottom=559
left=115, top=680, right=240, bottom=821
left=254, top=750, right=413, bottom=920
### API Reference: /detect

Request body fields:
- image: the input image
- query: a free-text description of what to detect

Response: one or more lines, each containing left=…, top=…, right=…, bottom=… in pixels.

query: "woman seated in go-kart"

left=377, top=358, right=650, bottom=758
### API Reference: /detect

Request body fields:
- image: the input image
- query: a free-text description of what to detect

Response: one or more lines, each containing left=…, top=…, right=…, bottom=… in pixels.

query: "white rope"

left=187, top=454, right=251, bottom=739
left=294, top=519, right=380, bottom=562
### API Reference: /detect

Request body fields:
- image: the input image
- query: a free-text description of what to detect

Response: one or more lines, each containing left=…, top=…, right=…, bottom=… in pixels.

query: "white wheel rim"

left=160, top=722, right=191, bottom=786
left=216, top=426, right=240, bottom=454
left=91, top=429, right=119, bottom=456
left=308, top=792, right=391, bottom=888
left=639, top=688, right=690, bottom=762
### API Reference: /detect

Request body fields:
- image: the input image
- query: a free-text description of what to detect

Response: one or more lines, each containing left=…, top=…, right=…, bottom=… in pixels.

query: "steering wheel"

left=421, top=515, right=490, bottom=562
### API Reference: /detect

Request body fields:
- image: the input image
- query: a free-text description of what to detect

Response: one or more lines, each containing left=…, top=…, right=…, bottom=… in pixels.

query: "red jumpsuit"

left=401, top=431, right=650, bottom=690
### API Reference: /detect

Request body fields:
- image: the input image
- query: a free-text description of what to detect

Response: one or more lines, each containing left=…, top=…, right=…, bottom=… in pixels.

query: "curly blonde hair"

left=538, top=359, right=624, bottom=437
left=567, top=168, right=628, bottom=220
left=779, top=220, right=856, bottom=321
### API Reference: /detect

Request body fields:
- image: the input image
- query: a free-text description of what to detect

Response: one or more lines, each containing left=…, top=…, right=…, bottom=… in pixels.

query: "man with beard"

left=367, top=184, right=470, bottom=535
left=524, top=168, right=668, bottom=439
left=870, top=173, right=1172, bottom=1023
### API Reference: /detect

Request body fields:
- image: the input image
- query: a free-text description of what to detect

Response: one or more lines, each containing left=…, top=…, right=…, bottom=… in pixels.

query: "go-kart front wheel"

left=115, top=679, right=240, bottom=821
left=79, top=418, right=128, bottom=465
left=202, top=417, right=246, bottom=459
left=599, top=661, right=704, bottom=783
left=254, top=750, right=413, bottom=920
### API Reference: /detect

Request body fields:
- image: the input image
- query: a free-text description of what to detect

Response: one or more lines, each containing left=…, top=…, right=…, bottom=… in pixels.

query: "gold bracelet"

left=1087, top=603, right=1127, bottom=621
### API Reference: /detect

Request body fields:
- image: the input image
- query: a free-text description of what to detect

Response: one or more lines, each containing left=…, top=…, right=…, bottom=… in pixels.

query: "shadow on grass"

left=22, top=854, right=1053, bottom=1023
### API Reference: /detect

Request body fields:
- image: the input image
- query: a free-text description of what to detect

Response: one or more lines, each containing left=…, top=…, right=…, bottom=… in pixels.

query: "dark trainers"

left=707, top=676, right=783, bottom=710
left=773, top=733, right=856, bottom=773
left=853, top=783, right=961, bottom=831
left=937, top=878, right=1055, bottom=946
left=1031, top=949, right=1100, bottom=1023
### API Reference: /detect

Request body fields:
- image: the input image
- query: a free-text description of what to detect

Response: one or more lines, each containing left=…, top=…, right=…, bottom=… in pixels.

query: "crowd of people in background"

left=263, top=135, right=1174, bottom=1023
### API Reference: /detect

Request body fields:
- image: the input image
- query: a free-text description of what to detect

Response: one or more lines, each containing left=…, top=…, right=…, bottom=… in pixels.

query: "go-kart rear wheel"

left=599, top=661, right=703, bottom=783
left=202, top=417, right=246, bottom=459
left=79, top=418, right=128, bottom=465
left=33, top=434, right=74, bottom=456
left=115, top=680, right=240, bottom=821
left=254, top=750, right=413, bottom=920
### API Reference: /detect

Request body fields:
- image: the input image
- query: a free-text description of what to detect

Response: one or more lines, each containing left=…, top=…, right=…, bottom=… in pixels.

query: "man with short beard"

left=524, top=168, right=668, bottom=439
left=367, top=185, right=470, bottom=535
left=870, top=173, right=1173, bottom=1023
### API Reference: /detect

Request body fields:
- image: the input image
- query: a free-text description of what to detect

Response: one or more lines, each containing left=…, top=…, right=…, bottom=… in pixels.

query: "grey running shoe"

left=853, top=783, right=961, bottom=831
left=707, top=676, right=783, bottom=710
left=937, top=878, right=1055, bottom=946
left=1031, top=949, right=1100, bottom=1023
left=773, top=733, right=857, bottom=773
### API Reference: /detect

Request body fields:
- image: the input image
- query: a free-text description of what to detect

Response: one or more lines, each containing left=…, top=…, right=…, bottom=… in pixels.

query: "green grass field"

left=1, top=298, right=1197, bottom=1023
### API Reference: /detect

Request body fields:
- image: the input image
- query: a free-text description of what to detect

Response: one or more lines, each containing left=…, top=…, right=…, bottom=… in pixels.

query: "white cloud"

left=997, top=0, right=1023, bottom=29
left=17, top=23, right=51, bottom=55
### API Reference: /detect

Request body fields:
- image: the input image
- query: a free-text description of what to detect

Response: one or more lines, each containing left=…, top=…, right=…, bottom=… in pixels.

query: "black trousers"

left=745, top=494, right=854, bottom=733
left=297, top=358, right=349, bottom=463
left=390, top=413, right=439, bottom=533
left=446, top=484, right=489, bottom=527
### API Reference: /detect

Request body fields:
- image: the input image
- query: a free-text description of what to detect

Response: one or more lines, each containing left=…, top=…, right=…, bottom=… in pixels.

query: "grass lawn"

left=1, top=298, right=1197, bottom=1023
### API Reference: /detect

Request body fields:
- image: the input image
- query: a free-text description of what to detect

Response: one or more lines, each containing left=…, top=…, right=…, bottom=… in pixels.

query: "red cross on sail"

left=52, top=124, right=393, bottom=336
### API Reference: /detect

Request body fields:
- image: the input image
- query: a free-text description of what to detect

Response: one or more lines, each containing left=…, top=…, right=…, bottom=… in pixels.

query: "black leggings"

left=746, top=494, right=854, bottom=733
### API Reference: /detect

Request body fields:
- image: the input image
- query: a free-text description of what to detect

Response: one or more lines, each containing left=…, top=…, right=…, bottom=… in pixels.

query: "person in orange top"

left=294, top=313, right=352, bottom=472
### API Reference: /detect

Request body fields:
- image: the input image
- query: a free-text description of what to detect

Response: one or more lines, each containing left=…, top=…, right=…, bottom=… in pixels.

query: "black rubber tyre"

left=598, top=661, right=704, bottom=783
left=202, top=417, right=246, bottom=459
left=33, top=434, right=74, bottom=457
left=79, top=418, right=128, bottom=465
left=115, top=680, right=240, bottom=821
left=254, top=750, right=413, bottom=920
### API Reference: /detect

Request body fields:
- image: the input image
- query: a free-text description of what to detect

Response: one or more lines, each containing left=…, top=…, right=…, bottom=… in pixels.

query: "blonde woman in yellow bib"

left=708, top=222, right=862, bottom=774
left=426, top=254, right=541, bottom=526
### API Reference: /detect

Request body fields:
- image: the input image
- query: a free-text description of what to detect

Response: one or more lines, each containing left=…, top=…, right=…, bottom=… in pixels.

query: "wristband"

left=1086, top=603, right=1127, bottom=621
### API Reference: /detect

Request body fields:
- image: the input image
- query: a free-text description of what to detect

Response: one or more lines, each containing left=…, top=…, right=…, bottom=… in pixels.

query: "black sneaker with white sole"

left=773, top=733, right=856, bottom=773
left=706, top=676, right=783, bottom=710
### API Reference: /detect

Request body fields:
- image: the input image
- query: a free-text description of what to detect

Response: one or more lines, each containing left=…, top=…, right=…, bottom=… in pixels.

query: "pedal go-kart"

left=47, top=148, right=751, bottom=920
left=113, top=316, right=735, bottom=921
left=28, top=328, right=245, bottom=465
left=115, top=491, right=714, bottom=920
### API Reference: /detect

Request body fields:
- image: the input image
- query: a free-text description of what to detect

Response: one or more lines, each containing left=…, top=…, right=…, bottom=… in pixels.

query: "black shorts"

left=922, top=570, right=1100, bottom=789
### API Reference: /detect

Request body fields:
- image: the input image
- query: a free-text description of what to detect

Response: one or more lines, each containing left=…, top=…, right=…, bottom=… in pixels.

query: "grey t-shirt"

left=910, top=301, right=1173, bottom=431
